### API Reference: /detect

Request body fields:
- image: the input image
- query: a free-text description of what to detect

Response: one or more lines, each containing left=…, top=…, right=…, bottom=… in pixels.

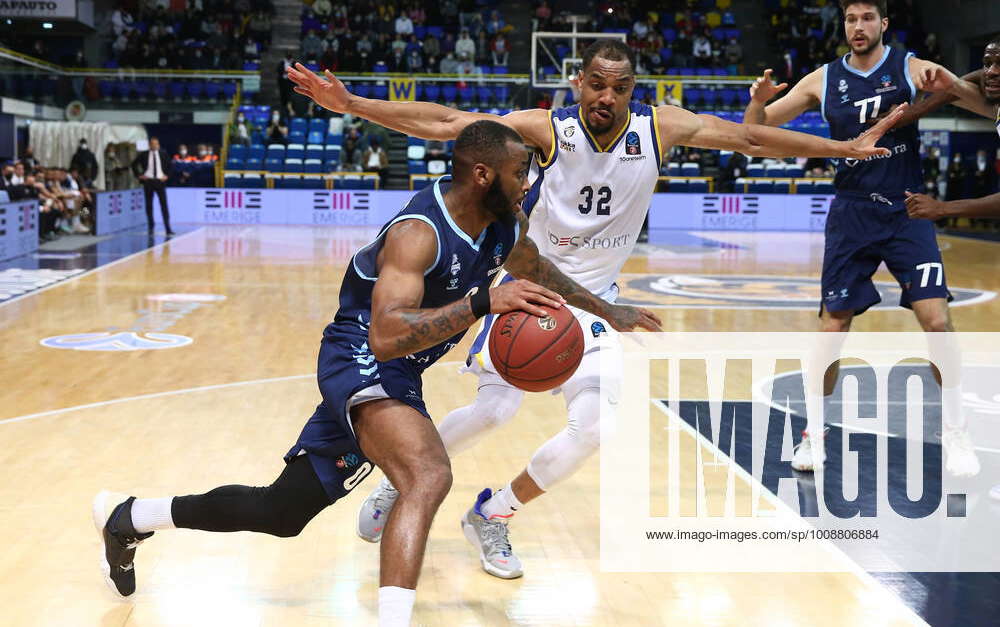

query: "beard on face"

left=852, top=26, right=883, bottom=56
left=483, top=175, right=516, bottom=227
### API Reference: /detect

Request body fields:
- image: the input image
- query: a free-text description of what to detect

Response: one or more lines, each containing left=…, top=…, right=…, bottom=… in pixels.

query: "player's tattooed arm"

left=369, top=220, right=565, bottom=361
left=504, top=213, right=662, bottom=332
left=369, top=220, right=477, bottom=361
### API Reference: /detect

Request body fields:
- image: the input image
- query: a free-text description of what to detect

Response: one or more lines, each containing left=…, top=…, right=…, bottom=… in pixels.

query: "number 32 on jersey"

left=578, top=185, right=613, bottom=216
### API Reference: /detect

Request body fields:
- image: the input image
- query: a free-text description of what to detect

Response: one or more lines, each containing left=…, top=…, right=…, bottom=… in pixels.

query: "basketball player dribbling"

left=744, top=0, right=977, bottom=476
left=289, top=38, right=907, bottom=579
left=93, top=121, right=659, bottom=627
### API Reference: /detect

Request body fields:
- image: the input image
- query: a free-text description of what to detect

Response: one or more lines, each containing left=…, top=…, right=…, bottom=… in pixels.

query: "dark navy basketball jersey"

left=332, top=175, right=519, bottom=373
left=822, top=46, right=922, bottom=196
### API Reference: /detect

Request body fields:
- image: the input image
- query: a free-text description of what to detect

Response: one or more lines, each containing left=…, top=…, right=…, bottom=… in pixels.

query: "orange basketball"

left=488, top=305, right=584, bottom=393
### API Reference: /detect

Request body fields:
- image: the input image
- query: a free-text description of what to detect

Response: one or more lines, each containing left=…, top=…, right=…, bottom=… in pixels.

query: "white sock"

left=942, top=386, right=965, bottom=429
left=378, top=586, right=415, bottom=627
left=480, top=483, right=523, bottom=520
left=130, top=497, right=176, bottom=533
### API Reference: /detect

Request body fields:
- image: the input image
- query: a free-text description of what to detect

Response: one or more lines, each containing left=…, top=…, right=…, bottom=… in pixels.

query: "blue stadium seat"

left=284, top=158, right=304, bottom=172
left=795, top=180, right=814, bottom=194
left=306, top=144, right=325, bottom=160
left=772, top=179, right=791, bottom=194
left=718, top=151, right=732, bottom=167
left=309, top=118, right=325, bottom=134
left=248, top=144, right=266, bottom=161
left=170, top=81, right=186, bottom=101
left=228, top=144, right=246, bottom=161
left=353, top=84, right=371, bottom=98
left=749, top=180, right=774, bottom=194
left=373, top=84, right=389, bottom=100
left=495, top=85, right=510, bottom=103
left=492, top=66, right=508, bottom=74
left=265, top=157, right=284, bottom=172
left=408, top=160, right=428, bottom=174
left=667, top=162, right=682, bottom=176
left=307, top=131, right=323, bottom=145
left=785, top=165, right=804, bottom=178
left=335, top=175, right=362, bottom=189
left=304, top=158, right=323, bottom=173
left=689, top=180, right=709, bottom=193
left=245, top=157, right=263, bottom=170
left=682, top=163, right=701, bottom=176
left=325, top=145, right=342, bottom=162
left=243, top=173, right=264, bottom=187
left=222, top=82, right=237, bottom=100
left=442, top=85, right=458, bottom=103
left=205, top=82, right=221, bottom=100
left=266, top=144, right=285, bottom=160
left=288, top=131, right=306, bottom=144
left=187, top=81, right=205, bottom=100
left=285, top=143, right=305, bottom=159
left=224, top=173, right=242, bottom=188
left=361, top=174, right=379, bottom=189
left=301, top=176, right=324, bottom=189
left=747, top=163, right=765, bottom=177
left=427, top=26, right=443, bottom=39
left=814, top=181, right=835, bottom=194
left=669, top=179, right=689, bottom=193
left=477, top=86, right=493, bottom=106
left=225, top=158, right=244, bottom=170
left=412, top=177, right=433, bottom=190
left=290, top=118, right=308, bottom=134
left=325, top=133, right=343, bottom=146
left=764, top=163, right=785, bottom=177
left=459, top=86, right=474, bottom=106
left=425, top=84, right=441, bottom=101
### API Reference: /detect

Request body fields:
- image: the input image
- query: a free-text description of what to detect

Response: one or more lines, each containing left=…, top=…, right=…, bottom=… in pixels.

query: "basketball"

left=488, top=305, right=584, bottom=393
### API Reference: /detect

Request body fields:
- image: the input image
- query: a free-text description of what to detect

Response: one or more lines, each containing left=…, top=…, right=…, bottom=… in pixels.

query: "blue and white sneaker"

left=357, top=478, right=398, bottom=543
left=460, top=489, right=523, bottom=579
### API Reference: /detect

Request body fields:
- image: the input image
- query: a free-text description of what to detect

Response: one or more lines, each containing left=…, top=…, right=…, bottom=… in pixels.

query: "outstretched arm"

left=663, top=101, right=907, bottom=159
left=906, top=191, right=1000, bottom=221
left=370, top=219, right=565, bottom=361
left=743, top=67, right=821, bottom=127
left=286, top=63, right=552, bottom=148
left=503, top=213, right=662, bottom=332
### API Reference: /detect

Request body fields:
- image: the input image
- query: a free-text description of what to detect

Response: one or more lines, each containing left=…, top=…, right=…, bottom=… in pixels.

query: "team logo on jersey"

left=591, top=321, right=607, bottom=337
left=838, top=79, right=848, bottom=93
left=625, top=131, right=642, bottom=155
left=564, top=125, right=576, bottom=137
left=493, top=243, right=504, bottom=266
left=876, top=74, right=897, bottom=94
left=615, top=274, right=995, bottom=310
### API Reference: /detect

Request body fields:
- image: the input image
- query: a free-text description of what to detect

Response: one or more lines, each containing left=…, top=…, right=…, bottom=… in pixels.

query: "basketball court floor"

left=2, top=224, right=998, bottom=626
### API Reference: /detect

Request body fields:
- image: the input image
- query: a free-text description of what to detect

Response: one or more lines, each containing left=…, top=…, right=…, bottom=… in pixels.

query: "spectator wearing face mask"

left=199, top=145, right=218, bottom=162
left=70, top=138, right=99, bottom=183
left=173, top=144, right=196, bottom=162
left=267, top=109, right=288, bottom=144
left=230, top=111, right=255, bottom=146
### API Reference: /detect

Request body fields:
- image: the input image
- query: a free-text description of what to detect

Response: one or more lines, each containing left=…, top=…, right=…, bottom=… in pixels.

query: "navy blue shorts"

left=821, top=193, right=952, bottom=316
left=284, top=326, right=429, bottom=503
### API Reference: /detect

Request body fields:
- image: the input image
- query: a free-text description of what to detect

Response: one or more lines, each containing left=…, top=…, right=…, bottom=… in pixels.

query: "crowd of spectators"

left=534, top=0, right=742, bottom=76
left=106, top=0, right=275, bottom=70
left=296, top=0, right=510, bottom=75
left=0, top=142, right=97, bottom=241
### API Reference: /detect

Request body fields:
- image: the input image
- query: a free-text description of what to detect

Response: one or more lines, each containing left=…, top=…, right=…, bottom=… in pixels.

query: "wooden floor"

left=4, top=225, right=1000, bottom=626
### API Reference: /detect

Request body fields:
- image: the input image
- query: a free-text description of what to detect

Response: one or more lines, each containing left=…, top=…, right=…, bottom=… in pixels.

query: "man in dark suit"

left=132, top=136, right=174, bottom=235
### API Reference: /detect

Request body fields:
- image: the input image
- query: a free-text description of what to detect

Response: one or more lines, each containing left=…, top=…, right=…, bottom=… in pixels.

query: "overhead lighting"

left=42, top=22, right=53, bottom=29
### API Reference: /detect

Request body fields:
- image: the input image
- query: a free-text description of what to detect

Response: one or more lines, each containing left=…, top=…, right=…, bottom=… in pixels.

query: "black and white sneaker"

left=92, top=491, right=153, bottom=599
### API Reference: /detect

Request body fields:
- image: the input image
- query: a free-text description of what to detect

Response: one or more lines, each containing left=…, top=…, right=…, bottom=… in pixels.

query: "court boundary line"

left=0, top=360, right=466, bottom=426
left=651, top=399, right=929, bottom=627
left=0, top=228, right=204, bottom=310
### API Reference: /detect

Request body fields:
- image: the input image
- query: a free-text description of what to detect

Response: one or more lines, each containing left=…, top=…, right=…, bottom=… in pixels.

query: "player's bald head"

left=451, top=120, right=525, bottom=183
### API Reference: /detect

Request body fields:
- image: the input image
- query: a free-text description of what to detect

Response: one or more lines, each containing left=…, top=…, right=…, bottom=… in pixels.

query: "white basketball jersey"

left=523, top=102, right=663, bottom=295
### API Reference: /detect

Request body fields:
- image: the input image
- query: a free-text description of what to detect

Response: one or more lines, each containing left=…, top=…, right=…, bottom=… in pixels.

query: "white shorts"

left=464, top=274, right=622, bottom=393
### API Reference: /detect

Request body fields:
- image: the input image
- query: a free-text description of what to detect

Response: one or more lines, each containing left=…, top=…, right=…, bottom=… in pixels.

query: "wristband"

left=470, top=287, right=491, bottom=318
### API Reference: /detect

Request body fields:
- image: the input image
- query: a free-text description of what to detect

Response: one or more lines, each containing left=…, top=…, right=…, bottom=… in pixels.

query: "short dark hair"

left=839, top=0, right=888, bottom=19
left=581, top=39, right=636, bottom=75
left=452, top=120, right=523, bottom=182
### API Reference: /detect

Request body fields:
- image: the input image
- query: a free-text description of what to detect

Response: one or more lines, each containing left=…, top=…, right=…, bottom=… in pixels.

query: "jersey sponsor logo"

left=40, top=331, right=193, bottom=351
left=838, top=78, right=849, bottom=93
left=564, top=125, right=576, bottom=137
left=493, top=243, right=503, bottom=266
left=625, top=131, right=641, bottom=155
left=839, top=142, right=908, bottom=168
left=559, top=139, right=576, bottom=152
left=335, top=453, right=361, bottom=470
left=876, top=73, right=897, bottom=94
left=448, top=253, right=462, bottom=290
left=591, top=321, right=607, bottom=337
left=616, top=274, right=995, bottom=310
left=547, top=231, right=632, bottom=249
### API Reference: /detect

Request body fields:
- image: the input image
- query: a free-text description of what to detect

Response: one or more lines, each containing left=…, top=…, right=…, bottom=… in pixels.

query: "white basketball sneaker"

left=791, top=430, right=826, bottom=472
left=941, top=427, right=980, bottom=477
left=357, top=477, right=398, bottom=543
left=461, top=489, right=523, bottom=579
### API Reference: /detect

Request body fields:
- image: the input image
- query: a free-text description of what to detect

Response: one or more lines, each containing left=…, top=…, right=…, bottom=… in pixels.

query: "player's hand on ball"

left=749, top=69, right=789, bottom=104
left=287, top=63, right=352, bottom=112
left=847, top=103, right=908, bottom=159
left=905, top=191, right=948, bottom=220
left=603, top=304, right=662, bottom=332
left=490, top=280, right=566, bottom=318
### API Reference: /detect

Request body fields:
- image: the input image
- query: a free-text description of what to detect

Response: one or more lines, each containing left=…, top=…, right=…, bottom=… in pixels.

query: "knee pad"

left=475, top=383, right=524, bottom=429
